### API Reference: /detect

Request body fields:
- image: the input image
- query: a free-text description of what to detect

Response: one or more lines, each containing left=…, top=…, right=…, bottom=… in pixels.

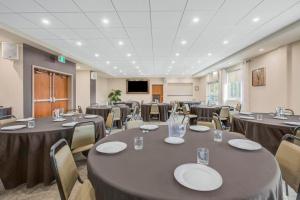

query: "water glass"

left=27, top=120, right=35, bottom=128
left=134, top=136, right=143, bottom=150
left=197, top=148, right=209, bottom=165
left=256, top=114, right=263, bottom=121
left=214, top=130, right=223, bottom=142
left=72, top=116, right=77, bottom=122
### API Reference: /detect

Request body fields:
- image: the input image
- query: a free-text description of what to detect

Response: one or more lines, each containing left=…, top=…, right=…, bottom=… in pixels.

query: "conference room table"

left=0, top=115, right=105, bottom=189
left=141, top=103, right=171, bottom=122
left=86, top=105, right=131, bottom=128
left=190, top=105, right=222, bottom=122
left=88, top=126, right=282, bottom=200
left=231, top=113, right=299, bottom=154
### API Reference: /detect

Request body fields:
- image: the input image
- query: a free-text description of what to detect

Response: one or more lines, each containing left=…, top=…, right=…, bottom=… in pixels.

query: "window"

left=227, top=69, right=241, bottom=100
left=207, top=82, right=219, bottom=104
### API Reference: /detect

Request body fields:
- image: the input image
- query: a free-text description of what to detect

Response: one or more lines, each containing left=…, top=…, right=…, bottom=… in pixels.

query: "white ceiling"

left=0, top=0, right=299, bottom=77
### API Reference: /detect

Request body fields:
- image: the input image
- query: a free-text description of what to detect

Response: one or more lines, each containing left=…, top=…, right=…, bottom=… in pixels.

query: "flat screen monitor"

left=127, top=80, right=149, bottom=93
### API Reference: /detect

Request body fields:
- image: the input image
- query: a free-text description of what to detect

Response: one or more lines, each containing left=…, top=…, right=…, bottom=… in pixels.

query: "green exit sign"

left=58, top=55, right=66, bottom=63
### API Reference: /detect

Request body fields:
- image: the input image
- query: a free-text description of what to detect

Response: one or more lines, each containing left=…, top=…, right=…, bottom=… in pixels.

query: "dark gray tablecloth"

left=231, top=113, right=299, bottom=155
left=114, top=101, right=140, bottom=109
left=141, top=103, right=171, bottom=122
left=0, top=116, right=105, bottom=189
left=88, top=126, right=282, bottom=200
left=190, top=106, right=221, bottom=121
left=179, top=101, right=201, bottom=107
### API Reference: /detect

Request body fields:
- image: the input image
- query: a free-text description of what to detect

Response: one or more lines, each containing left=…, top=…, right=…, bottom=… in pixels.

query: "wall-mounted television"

left=126, top=80, right=149, bottom=94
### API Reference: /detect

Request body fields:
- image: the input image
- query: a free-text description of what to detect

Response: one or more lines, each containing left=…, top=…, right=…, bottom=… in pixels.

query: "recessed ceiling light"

left=252, top=17, right=260, bottom=22
left=41, top=18, right=50, bottom=25
left=118, top=41, right=124, bottom=46
left=135, top=66, right=140, bottom=69
left=113, top=66, right=118, bottom=69
left=106, top=61, right=110, bottom=64
left=223, top=40, right=229, bottom=45
left=259, top=48, right=264, bottom=52
left=175, top=53, right=180, bottom=56
left=208, top=53, right=212, bottom=56
left=94, top=53, right=99, bottom=57
left=132, top=60, right=136, bottom=64
left=119, top=69, right=123, bottom=73
left=171, top=60, right=175, bottom=64
left=197, top=60, right=201, bottom=64
left=76, top=41, right=82, bottom=46
left=192, top=17, right=200, bottom=23
left=102, top=18, right=109, bottom=25
left=127, top=53, right=132, bottom=57
left=181, top=40, right=187, bottom=45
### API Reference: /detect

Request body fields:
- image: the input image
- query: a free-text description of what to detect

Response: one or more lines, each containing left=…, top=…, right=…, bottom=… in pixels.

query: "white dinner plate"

left=1, top=125, right=27, bottom=131
left=164, top=137, right=184, bottom=144
left=239, top=112, right=254, bottom=115
left=174, top=163, right=223, bottom=191
left=273, top=116, right=288, bottom=120
left=283, top=121, right=300, bottom=126
left=16, top=117, right=34, bottom=122
left=62, top=122, right=78, bottom=127
left=228, top=139, right=262, bottom=151
left=84, top=115, right=98, bottom=119
left=239, top=116, right=255, bottom=120
left=63, top=113, right=75, bottom=117
left=96, top=141, right=127, bottom=154
left=189, top=125, right=210, bottom=132
left=53, top=118, right=66, bottom=122
left=140, top=124, right=159, bottom=131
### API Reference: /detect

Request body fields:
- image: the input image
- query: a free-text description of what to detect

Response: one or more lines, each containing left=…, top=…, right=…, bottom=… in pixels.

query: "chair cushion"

left=72, top=144, right=94, bottom=154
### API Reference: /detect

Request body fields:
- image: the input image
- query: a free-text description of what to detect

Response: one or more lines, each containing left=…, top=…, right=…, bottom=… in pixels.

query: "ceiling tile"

left=35, top=0, right=80, bottom=12
left=73, top=0, right=114, bottom=11
left=0, top=3, right=11, bottom=13
left=21, top=29, right=59, bottom=40
left=21, top=13, right=66, bottom=29
left=73, top=29, right=103, bottom=39
left=0, top=0, right=46, bottom=12
left=53, top=13, right=95, bottom=28
left=86, top=12, right=123, bottom=28
left=118, top=12, right=150, bottom=27
left=151, top=12, right=182, bottom=28
left=186, top=0, right=224, bottom=11
left=48, top=29, right=80, bottom=40
left=112, top=0, right=149, bottom=11
left=150, top=0, right=187, bottom=11
left=0, top=13, right=38, bottom=29
left=101, top=27, right=127, bottom=38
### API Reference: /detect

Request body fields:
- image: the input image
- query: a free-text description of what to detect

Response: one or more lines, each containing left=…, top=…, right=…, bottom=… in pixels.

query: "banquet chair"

left=197, top=120, right=215, bottom=129
left=295, top=127, right=300, bottom=146
left=50, top=139, right=96, bottom=200
left=212, top=113, right=223, bottom=130
left=105, top=112, right=114, bottom=135
left=70, top=121, right=96, bottom=154
left=284, top=108, right=295, bottom=116
left=219, top=106, right=230, bottom=129
left=150, top=104, right=160, bottom=120
left=125, top=119, right=144, bottom=130
left=127, top=105, right=139, bottom=120
left=236, top=103, right=242, bottom=112
left=182, top=105, right=197, bottom=124
left=275, top=134, right=300, bottom=199
left=0, top=115, right=16, bottom=126
left=111, top=107, right=121, bottom=127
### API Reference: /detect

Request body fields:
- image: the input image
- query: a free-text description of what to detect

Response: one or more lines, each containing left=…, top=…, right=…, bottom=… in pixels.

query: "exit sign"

left=58, top=55, right=66, bottom=63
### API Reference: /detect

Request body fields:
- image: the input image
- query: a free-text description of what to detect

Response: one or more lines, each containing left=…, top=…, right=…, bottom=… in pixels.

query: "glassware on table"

left=256, top=114, right=263, bottom=121
left=214, top=130, right=223, bottom=142
left=168, top=113, right=187, bottom=138
left=27, top=120, right=35, bottom=128
left=59, top=108, right=64, bottom=118
left=72, top=115, right=77, bottom=122
left=134, top=136, right=143, bottom=150
left=197, top=148, right=209, bottom=165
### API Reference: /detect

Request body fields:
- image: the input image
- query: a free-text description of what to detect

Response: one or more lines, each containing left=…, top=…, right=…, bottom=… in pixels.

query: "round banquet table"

left=88, top=126, right=282, bottom=200
left=179, top=101, right=201, bottom=107
left=190, top=105, right=221, bottom=122
left=86, top=105, right=130, bottom=128
left=0, top=115, right=105, bottom=189
left=231, top=113, right=300, bottom=155
left=141, top=103, right=171, bottom=122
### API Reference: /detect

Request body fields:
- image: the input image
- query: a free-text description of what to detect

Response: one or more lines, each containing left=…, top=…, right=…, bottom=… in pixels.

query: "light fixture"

left=102, top=18, right=109, bottom=25
left=118, top=41, right=124, bottom=46
left=259, top=48, right=264, bottom=52
left=252, top=17, right=260, bottom=22
left=113, top=66, right=118, bottom=69
left=76, top=41, right=82, bottom=46
left=208, top=53, right=212, bottom=56
left=127, top=53, right=132, bottom=57
left=132, top=60, right=136, bottom=64
left=41, top=18, right=50, bottom=25
left=192, top=17, right=200, bottom=23
left=94, top=53, right=99, bottom=57
left=106, top=61, right=110, bottom=64
left=181, top=40, right=187, bottom=45
left=175, top=53, right=180, bottom=56
left=171, top=60, right=175, bottom=64
left=223, top=40, right=229, bottom=45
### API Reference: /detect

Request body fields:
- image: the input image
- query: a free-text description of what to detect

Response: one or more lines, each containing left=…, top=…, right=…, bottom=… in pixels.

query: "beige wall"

left=0, top=32, right=24, bottom=118
left=76, top=70, right=90, bottom=112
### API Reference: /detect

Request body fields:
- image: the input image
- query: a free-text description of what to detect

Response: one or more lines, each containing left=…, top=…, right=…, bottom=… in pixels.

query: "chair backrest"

left=133, top=105, right=139, bottom=116
left=220, top=106, right=230, bottom=118
left=275, top=135, right=300, bottom=193
left=184, top=104, right=190, bottom=112
left=285, top=108, right=295, bottom=116
left=71, top=121, right=96, bottom=151
left=0, top=116, right=16, bottom=126
left=236, top=103, right=242, bottom=112
left=111, top=107, right=121, bottom=119
left=295, top=127, right=300, bottom=146
left=106, top=112, right=114, bottom=129
left=50, top=139, right=79, bottom=200
left=150, top=104, right=159, bottom=114
left=212, top=113, right=222, bottom=130
left=126, top=119, right=144, bottom=130
left=77, top=106, right=83, bottom=114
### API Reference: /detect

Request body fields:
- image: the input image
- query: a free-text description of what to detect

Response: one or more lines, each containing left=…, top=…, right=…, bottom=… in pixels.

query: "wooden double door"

left=33, top=68, right=70, bottom=118
left=152, top=84, right=164, bottom=103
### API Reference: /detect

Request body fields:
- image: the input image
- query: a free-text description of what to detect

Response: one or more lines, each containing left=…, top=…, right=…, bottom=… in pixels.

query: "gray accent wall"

left=23, top=44, right=76, bottom=117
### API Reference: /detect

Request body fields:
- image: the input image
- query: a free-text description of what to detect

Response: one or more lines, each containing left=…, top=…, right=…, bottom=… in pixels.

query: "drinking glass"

left=256, top=114, right=263, bottom=121
left=214, top=130, right=223, bottom=142
left=72, top=116, right=77, bottom=122
left=177, top=123, right=187, bottom=138
left=27, top=120, right=35, bottom=128
left=134, top=136, right=143, bottom=150
left=197, top=148, right=209, bottom=165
